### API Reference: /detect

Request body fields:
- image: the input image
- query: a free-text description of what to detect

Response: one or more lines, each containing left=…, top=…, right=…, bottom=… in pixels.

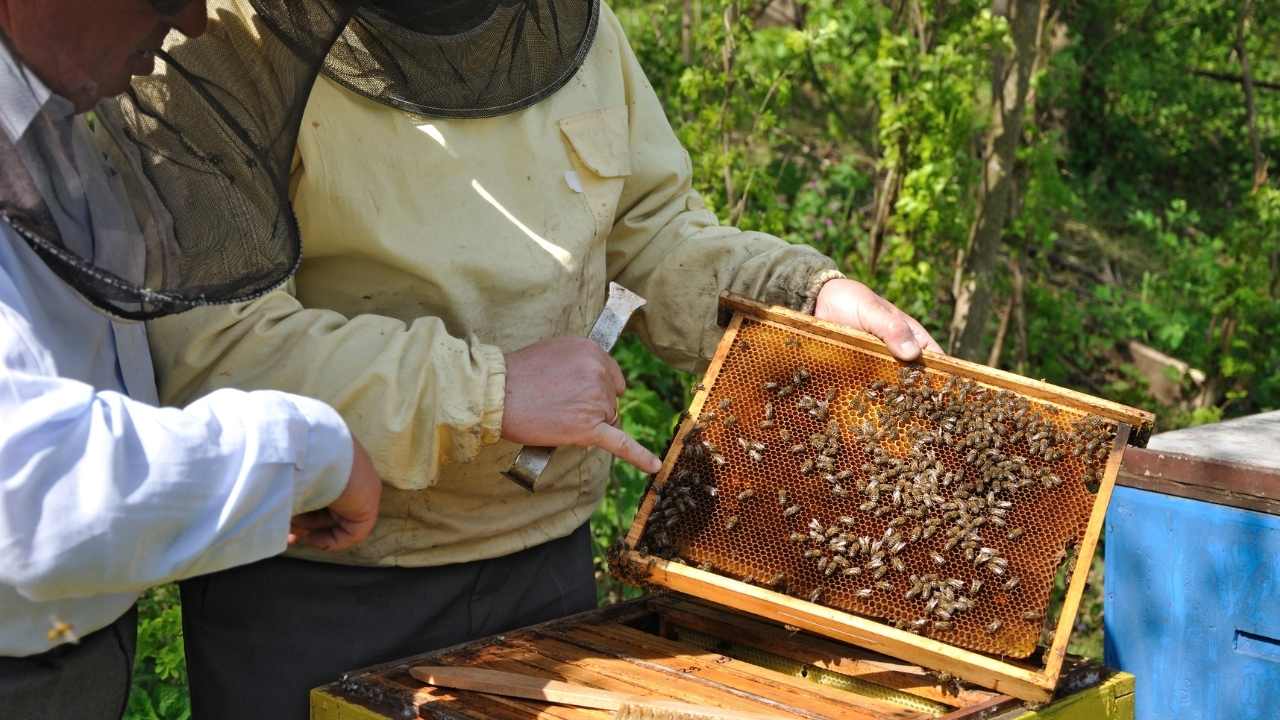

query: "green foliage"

left=126, top=585, right=189, bottom=720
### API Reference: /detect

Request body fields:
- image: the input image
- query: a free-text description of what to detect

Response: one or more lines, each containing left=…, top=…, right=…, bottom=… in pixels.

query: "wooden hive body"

left=613, top=294, right=1153, bottom=703
left=312, top=595, right=1135, bottom=719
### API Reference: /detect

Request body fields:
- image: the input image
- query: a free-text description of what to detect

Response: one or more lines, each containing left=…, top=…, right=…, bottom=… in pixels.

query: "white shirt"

left=0, top=43, right=353, bottom=655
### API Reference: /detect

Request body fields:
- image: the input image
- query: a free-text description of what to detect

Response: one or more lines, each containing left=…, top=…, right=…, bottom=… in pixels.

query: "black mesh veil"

left=0, top=4, right=350, bottom=320
left=0, top=0, right=597, bottom=320
left=257, top=0, right=600, bottom=119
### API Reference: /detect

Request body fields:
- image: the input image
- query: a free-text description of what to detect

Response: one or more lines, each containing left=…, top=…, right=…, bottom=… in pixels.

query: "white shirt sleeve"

left=0, top=293, right=352, bottom=603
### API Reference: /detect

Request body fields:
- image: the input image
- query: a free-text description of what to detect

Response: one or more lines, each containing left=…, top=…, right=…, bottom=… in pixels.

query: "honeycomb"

left=630, top=318, right=1119, bottom=658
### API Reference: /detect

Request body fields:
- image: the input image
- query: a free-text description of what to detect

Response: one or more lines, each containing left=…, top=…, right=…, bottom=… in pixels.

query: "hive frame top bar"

left=616, top=294, right=1148, bottom=702
left=716, top=293, right=1154, bottom=444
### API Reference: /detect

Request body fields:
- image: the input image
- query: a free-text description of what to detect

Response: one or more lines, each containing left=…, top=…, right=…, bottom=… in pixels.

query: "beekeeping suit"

left=138, top=2, right=847, bottom=717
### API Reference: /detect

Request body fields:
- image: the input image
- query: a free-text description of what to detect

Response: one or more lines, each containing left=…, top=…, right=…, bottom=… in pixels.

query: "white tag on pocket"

left=564, top=170, right=584, bottom=193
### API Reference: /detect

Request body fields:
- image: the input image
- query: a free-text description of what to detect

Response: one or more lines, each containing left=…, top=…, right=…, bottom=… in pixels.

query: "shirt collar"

left=0, top=35, right=74, bottom=143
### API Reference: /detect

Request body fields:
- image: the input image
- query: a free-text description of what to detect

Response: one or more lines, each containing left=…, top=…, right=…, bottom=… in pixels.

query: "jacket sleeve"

left=0, top=271, right=352, bottom=602
left=146, top=286, right=507, bottom=491
left=600, top=8, right=839, bottom=374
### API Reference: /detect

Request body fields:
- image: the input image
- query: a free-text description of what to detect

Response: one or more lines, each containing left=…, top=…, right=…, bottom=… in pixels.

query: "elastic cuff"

left=473, top=342, right=507, bottom=446
left=800, top=268, right=847, bottom=315
left=282, top=394, right=353, bottom=514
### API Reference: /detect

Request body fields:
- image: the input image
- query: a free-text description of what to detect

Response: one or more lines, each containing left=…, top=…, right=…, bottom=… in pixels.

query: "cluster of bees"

left=635, top=338, right=1117, bottom=652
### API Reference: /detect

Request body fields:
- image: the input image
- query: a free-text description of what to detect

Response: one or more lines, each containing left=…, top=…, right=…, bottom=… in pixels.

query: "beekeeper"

left=0, top=2, right=387, bottom=718
left=143, top=2, right=943, bottom=717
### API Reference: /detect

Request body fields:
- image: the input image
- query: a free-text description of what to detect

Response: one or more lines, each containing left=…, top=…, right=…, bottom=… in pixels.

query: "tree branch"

left=1233, top=0, right=1268, bottom=190
left=1189, top=68, right=1280, bottom=92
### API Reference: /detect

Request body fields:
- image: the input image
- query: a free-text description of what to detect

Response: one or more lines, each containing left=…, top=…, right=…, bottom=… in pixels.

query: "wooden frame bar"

left=617, top=294, right=1147, bottom=703
left=717, top=295, right=1154, bottom=442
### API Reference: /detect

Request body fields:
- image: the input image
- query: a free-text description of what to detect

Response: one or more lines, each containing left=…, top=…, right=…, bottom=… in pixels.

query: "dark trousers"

left=180, top=523, right=596, bottom=719
left=0, top=607, right=137, bottom=720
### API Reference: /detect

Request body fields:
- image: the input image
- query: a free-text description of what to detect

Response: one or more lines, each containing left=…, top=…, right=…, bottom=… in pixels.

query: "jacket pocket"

left=558, top=106, right=632, bottom=236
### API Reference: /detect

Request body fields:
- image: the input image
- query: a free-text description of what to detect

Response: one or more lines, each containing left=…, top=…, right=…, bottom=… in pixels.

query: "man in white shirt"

left=0, top=2, right=383, bottom=717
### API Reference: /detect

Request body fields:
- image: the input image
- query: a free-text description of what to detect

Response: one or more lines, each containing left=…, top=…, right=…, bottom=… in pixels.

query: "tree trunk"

left=1234, top=0, right=1268, bottom=191
left=948, top=0, right=1050, bottom=360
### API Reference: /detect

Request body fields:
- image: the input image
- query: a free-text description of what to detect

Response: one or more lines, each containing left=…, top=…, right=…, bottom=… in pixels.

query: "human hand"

left=289, top=439, right=382, bottom=551
left=502, top=337, right=662, bottom=474
left=814, top=279, right=943, bottom=361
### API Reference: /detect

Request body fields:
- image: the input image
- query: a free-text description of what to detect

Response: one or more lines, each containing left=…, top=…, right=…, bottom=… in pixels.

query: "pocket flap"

left=559, top=106, right=632, bottom=178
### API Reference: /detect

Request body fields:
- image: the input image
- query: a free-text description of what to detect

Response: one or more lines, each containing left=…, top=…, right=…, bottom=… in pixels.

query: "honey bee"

left=875, top=580, right=893, bottom=591
left=783, top=504, right=802, bottom=517
left=842, top=566, right=862, bottom=576
left=986, top=619, right=1003, bottom=634
left=785, top=336, right=801, bottom=349
left=725, top=515, right=739, bottom=530
left=933, top=621, right=953, bottom=630
left=763, top=381, right=778, bottom=391
left=778, top=488, right=788, bottom=505
left=748, top=449, right=763, bottom=462
left=1003, top=576, right=1020, bottom=591
left=891, top=556, right=906, bottom=573
left=789, top=532, right=807, bottom=543
left=1021, top=610, right=1042, bottom=621
left=769, top=572, right=787, bottom=587
left=1006, top=527, right=1024, bottom=541
left=809, top=588, right=824, bottom=603
left=737, top=488, right=755, bottom=501
left=719, top=398, right=733, bottom=410
left=800, top=459, right=815, bottom=475
left=970, top=578, right=984, bottom=595
left=778, top=428, right=792, bottom=442
left=758, top=419, right=775, bottom=430
left=855, top=588, right=874, bottom=599
left=724, top=414, right=738, bottom=427
left=712, top=454, right=728, bottom=466
left=930, top=552, right=947, bottom=566
left=778, top=386, right=794, bottom=398
left=789, top=444, right=806, bottom=454
left=47, top=617, right=78, bottom=644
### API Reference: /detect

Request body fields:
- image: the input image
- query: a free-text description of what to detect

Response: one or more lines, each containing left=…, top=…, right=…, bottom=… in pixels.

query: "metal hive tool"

left=619, top=300, right=1146, bottom=665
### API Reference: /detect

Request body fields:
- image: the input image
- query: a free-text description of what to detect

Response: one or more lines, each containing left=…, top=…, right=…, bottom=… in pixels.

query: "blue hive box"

left=1106, top=412, right=1280, bottom=720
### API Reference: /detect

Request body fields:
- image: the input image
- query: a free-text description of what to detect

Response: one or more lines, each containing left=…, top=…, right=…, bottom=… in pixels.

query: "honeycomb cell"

left=631, top=318, right=1119, bottom=658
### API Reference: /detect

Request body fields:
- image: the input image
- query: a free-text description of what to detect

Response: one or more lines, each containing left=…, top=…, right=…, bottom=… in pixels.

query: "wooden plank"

left=625, top=314, right=744, bottom=548
left=935, top=695, right=1024, bottom=720
left=1039, top=424, right=1129, bottom=684
left=717, top=294, right=1154, bottom=442
left=619, top=552, right=1053, bottom=703
left=1001, top=672, right=1134, bottom=720
left=568, top=622, right=927, bottom=720
left=504, top=635, right=779, bottom=708
left=1118, top=446, right=1280, bottom=516
left=533, top=625, right=844, bottom=720
left=542, top=623, right=925, bottom=720
left=649, top=597, right=996, bottom=708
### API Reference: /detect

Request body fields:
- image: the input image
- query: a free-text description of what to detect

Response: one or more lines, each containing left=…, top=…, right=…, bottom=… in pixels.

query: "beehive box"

left=312, top=594, right=1137, bottom=720
left=612, top=294, right=1153, bottom=702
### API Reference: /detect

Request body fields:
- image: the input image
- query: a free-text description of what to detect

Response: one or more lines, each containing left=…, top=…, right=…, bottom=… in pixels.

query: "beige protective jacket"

left=148, top=0, right=838, bottom=567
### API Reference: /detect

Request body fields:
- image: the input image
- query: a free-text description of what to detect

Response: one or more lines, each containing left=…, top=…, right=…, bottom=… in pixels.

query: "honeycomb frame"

left=615, top=294, right=1151, bottom=703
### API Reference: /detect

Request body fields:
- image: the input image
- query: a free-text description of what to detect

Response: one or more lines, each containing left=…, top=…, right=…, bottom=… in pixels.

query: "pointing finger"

left=589, top=422, right=662, bottom=474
